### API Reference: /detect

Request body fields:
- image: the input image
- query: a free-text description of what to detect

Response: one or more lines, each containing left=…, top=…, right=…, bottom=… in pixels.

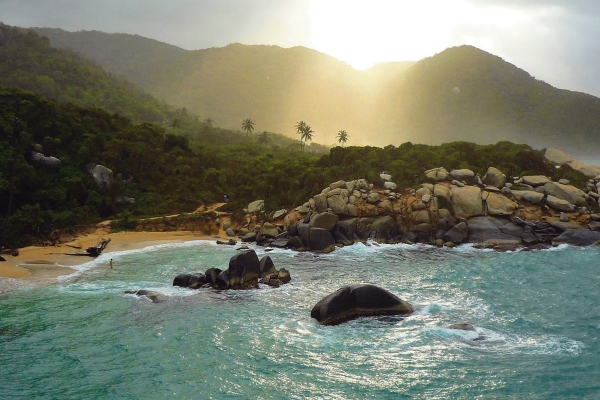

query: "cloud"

left=447, top=1, right=600, bottom=95
left=0, top=0, right=310, bottom=49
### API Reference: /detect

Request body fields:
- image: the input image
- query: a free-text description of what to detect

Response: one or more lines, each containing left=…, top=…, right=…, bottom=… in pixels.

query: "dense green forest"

left=0, top=24, right=595, bottom=249
left=36, top=28, right=600, bottom=155
left=0, top=87, right=589, bottom=248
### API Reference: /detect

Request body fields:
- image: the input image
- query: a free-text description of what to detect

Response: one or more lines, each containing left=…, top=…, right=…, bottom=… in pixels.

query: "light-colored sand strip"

left=0, top=228, right=230, bottom=290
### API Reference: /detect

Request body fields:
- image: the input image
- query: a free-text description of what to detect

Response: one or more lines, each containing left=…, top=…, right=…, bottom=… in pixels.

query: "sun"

left=305, top=0, right=532, bottom=70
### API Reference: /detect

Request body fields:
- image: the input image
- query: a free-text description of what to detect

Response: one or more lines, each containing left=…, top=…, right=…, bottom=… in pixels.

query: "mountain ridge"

left=33, top=28, right=600, bottom=155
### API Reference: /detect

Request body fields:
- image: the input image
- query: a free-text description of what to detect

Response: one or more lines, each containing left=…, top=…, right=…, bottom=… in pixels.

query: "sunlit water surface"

left=1, top=242, right=600, bottom=399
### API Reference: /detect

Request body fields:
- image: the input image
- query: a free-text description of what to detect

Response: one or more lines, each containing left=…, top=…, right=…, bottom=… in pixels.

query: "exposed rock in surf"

left=311, top=284, right=413, bottom=325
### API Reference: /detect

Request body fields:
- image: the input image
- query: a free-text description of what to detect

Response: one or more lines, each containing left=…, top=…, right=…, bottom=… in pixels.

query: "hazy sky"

left=2, top=0, right=600, bottom=96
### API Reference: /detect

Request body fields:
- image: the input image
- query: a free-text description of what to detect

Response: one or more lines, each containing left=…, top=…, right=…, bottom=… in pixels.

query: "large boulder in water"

left=311, top=284, right=414, bottom=325
left=124, top=289, right=165, bottom=303
left=552, top=229, right=600, bottom=246
left=173, top=274, right=192, bottom=287
left=308, top=227, right=336, bottom=253
left=227, top=250, right=261, bottom=289
left=443, top=221, right=468, bottom=244
left=466, top=216, right=522, bottom=246
left=259, top=255, right=277, bottom=279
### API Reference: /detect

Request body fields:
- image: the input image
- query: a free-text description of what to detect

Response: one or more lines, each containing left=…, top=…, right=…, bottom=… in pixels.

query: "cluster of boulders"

left=172, top=249, right=290, bottom=290
left=226, top=148, right=600, bottom=251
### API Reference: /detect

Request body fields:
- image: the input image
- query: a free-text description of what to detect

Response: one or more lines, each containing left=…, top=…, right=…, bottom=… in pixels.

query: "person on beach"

left=109, top=259, right=113, bottom=269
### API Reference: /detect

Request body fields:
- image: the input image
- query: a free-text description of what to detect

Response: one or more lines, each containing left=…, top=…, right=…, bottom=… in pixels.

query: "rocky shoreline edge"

left=218, top=148, right=600, bottom=252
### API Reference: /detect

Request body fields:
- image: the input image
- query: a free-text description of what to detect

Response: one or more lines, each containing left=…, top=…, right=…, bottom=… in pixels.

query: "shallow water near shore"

left=1, top=241, right=600, bottom=399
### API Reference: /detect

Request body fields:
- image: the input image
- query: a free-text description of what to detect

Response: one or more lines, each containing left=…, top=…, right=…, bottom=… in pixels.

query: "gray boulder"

left=335, top=219, right=358, bottom=240
left=310, top=284, right=414, bottom=325
left=241, top=232, right=257, bottom=242
left=124, top=289, right=165, bottom=303
left=310, top=212, right=339, bottom=231
left=484, top=192, right=517, bottom=216
left=327, top=194, right=348, bottom=215
left=247, top=200, right=265, bottom=213
left=368, top=216, right=398, bottom=242
left=451, top=185, right=484, bottom=218
left=330, top=180, right=346, bottom=190
left=483, top=167, right=506, bottom=188
left=226, top=228, right=235, bottom=237
left=308, top=227, right=336, bottom=253
left=92, top=165, right=114, bottom=190
left=466, top=216, right=522, bottom=245
left=270, top=238, right=289, bottom=248
left=567, top=160, right=600, bottom=178
left=259, top=256, right=277, bottom=279
left=546, top=195, right=575, bottom=212
left=297, top=223, right=311, bottom=247
left=259, top=223, right=280, bottom=238
left=450, top=169, right=475, bottom=181
left=28, top=151, right=62, bottom=168
left=543, top=182, right=586, bottom=206
left=553, top=229, right=600, bottom=246
left=367, top=193, right=381, bottom=204
left=511, top=190, right=544, bottom=205
left=227, top=250, right=261, bottom=289
left=545, top=148, right=573, bottom=165
left=522, top=176, right=549, bottom=186
left=425, top=167, right=448, bottom=182
left=272, top=209, right=287, bottom=219
left=173, top=273, right=192, bottom=287
left=448, top=323, right=476, bottom=331
left=443, top=222, right=469, bottom=244
left=313, top=194, right=328, bottom=213
left=383, top=181, right=397, bottom=190
left=115, top=196, right=135, bottom=205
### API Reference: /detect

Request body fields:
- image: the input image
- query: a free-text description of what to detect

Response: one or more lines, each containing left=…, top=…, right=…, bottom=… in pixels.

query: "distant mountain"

left=35, top=28, right=600, bottom=155
left=0, top=24, right=192, bottom=126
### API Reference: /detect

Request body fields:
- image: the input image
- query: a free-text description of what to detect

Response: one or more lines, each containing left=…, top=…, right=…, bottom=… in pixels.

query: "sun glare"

left=305, top=0, right=540, bottom=70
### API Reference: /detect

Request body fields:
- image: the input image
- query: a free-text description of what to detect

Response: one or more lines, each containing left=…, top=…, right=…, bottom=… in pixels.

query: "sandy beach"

left=0, top=224, right=226, bottom=291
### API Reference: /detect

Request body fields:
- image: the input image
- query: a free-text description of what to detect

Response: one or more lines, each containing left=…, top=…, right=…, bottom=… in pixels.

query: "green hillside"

left=0, top=24, right=185, bottom=125
left=388, top=45, right=600, bottom=151
left=1, top=88, right=591, bottom=249
left=35, top=28, right=600, bottom=155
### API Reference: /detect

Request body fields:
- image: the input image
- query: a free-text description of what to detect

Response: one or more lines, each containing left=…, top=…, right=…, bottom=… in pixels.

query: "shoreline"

left=0, top=226, right=225, bottom=291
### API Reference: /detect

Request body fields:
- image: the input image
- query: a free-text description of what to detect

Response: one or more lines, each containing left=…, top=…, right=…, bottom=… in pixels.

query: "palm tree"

left=301, top=124, right=314, bottom=151
left=295, top=121, right=306, bottom=138
left=242, top=118, right=255, bottom=138
left=336, top=130, right=349, bottom=147
left=258, top=131, right=269, bottom=145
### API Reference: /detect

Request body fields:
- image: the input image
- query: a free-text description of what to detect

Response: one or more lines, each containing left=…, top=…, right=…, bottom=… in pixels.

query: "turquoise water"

left=1, top=241, right=600, bottom=399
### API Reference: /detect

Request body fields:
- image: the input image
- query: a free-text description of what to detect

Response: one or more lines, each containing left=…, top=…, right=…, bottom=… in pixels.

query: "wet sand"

left=0, top=226, right=227, bottom=291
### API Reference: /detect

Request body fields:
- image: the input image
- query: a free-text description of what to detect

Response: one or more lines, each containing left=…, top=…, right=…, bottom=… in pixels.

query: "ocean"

left=1, top=241, right=599, bottom=399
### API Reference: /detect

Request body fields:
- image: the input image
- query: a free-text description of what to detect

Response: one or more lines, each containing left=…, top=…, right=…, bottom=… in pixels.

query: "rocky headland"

left=226, top=148, right=600, bottom=252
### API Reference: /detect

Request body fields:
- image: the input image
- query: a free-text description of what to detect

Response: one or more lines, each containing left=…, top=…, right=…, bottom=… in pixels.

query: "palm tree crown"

left=242, top=119, right=255, bottom=137
left=258, top=131, right=269, bottom=144
left=337, top=130, right=349, bottom=146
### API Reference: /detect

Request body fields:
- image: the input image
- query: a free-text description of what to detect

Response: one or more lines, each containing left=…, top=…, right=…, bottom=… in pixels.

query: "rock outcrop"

left=229, top=155, right=600, bottom=251
left=172, top=250, right=290, bottom=290
left=310, top=284, right=414, bottom=325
